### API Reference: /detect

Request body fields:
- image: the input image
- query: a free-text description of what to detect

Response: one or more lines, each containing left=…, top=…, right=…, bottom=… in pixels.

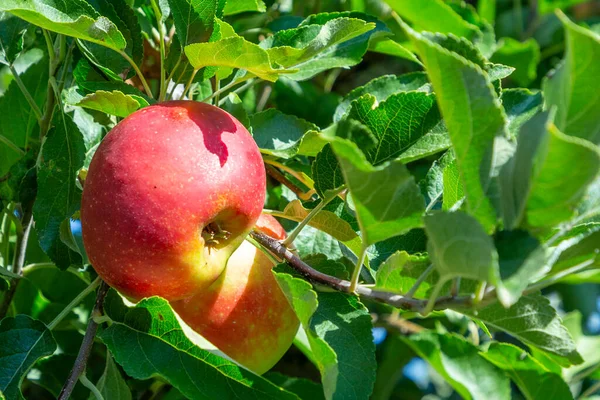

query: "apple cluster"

left=81, top=101, right=299, bottom=374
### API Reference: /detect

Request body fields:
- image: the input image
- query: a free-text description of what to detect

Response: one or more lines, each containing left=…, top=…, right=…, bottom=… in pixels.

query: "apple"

left=81, top=101, right=266, bottom=301
left=171, top=214, right=300, bottom=374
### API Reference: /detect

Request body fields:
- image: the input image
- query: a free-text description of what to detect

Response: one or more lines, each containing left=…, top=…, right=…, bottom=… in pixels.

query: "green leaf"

left=467, top=293, right=583, bottom=366
left=223, top=0, right=266, bottom=15
left=312, top=144, right=344, bottom=197
left=481, top=343, right=573, bottom=400
left=185, top=37, right=284, bottom=81
left=91, top=353, right=132, bottom=400
left=66, top=89, right=148, bottom=118
left=491, top=38, right=540, bottom=87
left=250, top=109, right=318, bottom=158
left=526, top=124, right=600, bottom=229
left=332, top=140, right=425, bottom=246
left=221, top=93, right=249, bottom=128
left=100, top=295, right=299, bottom=399
left=403, top=331, right=510, bottom=400
left=0, top=51, right=48, bottom=176
left=538, top=0, right=589, bottom=15
left=0, top=12, right=29, bottom=65
left=561, top=312, right=600, bottom=380
left=266, top=372, right=325, bottom=400
left=0, top=315, right=57, bottom=400
left=501, top=89, right=543, bottom=139
left=168, top=0, right=216, bottom=47
left=334, top=72, right=430, bottom=122
left=386, top=0, right=479, bottom=40
left=402, top=21, right=505, bottom=231
left=543, top=12, right=600, bottom=144
left=375, top=251, right=436, bottom=298
left=424, top=211, right=502, bottom=291
left=265, top=16, right=376, bottom=80
left=33, top=111, right=85, bottom=269
left=274, top=272, right=376, bottom=400
left=0, top=0, right=126, bottom=51
left=348, top=92, right=449, bottom=165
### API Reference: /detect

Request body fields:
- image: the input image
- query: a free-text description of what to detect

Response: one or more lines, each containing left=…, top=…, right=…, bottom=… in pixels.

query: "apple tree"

left=1, top=0, right=600, bottom=399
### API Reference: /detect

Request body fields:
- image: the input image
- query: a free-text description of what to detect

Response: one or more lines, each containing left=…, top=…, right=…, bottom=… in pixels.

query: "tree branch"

left=58, top=281, right=110, bottom=400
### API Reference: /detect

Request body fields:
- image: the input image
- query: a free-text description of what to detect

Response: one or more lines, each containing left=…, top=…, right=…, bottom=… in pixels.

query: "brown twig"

left=265, top=164, right=316, bottom=201
left=58, top=281, right=110, bottom=400
left=0, top=208, right=34, bottom=318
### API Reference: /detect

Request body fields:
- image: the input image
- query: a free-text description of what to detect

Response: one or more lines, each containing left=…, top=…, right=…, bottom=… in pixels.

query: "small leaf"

left=223, top=0, right=266, bottom=15
left=402, top=20, right=505, bottom=231
left=501, top=89, right=543, bottom=139
left=0, top=12, right=29, bottom=65
left=0, top=315, right=57, bottom=400
left=332, top=140, right=425, bottom=246
left=66, top=89, right=148, bottom=118
left=185, top=37, right=284, bottom=81
left=312, top=144, right=344, bottom=197
left=91, top=353, right=132, bottom=400
left=403, top=331, right=510, bottom=400
left=467, top=293, right=583, bottom=366
left=543, top=12, right=600, bottom=144
left=491, top=38, right=540, bottom=87
left=481, top=343, right=573, bottom=400
left=0, top=0, right=126, bottom=51
left=168, top=0, right=217, bottom=47
left=33, top=111, right=85, bottom=269
left=375, top=251, right=435, bottom=298
left=100, top=296, right=299, bottom=399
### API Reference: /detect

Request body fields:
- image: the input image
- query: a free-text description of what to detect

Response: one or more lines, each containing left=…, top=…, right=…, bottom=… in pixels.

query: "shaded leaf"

left=0, top=12, right=28, bottom=65
left=491, top=38, right=540, bottom=87
left=91, top=353, right=132, bottom=400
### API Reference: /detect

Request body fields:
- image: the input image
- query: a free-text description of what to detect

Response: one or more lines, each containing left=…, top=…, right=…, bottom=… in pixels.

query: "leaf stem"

left=263, top=158, right=314, bottom=189
left=119, top=51, right=153, bottom=98
left=265, top=164, right=316, bottom=201
left=404, top=264, right=434, bottom=299
left=150, top=0, right=166, bottom=101
left=0, top=135, right=25, bottom=156
left=58, top=281, right=110, bottom=400
left=349, top=245, right=368, bottom=293
left=181, top=69, right=199, bottom=100
left=581, top=380, right=600, bottom=399
left=80, top=373, right=104, bottom=400
left=217, top=79, right=257, bottom=106
left=201, top=75, right=253, bottom=103
left=47, top=277, right=101, bottom=330
left=282, top=187, right=343, bottom=247
left=8, top=64, right=43, bottom=122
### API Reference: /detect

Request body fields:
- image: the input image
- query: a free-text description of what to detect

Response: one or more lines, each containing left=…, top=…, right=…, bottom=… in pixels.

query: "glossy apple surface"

left=171, top=214, right=300, bottom=374
left=81, top=101, right=266, bottom=301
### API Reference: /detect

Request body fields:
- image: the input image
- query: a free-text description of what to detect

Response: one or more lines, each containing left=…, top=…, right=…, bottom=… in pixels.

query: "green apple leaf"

left=481, top=343, right=573, bottom=400
left=501, top=89, right=543, bottom=139
left=543, top=12, right=600, bottom=144
left=561, top=312, right=600, bottom=380
left=168, top=0, right=216, bottom=47
left=266, top=372, right=325, bottom=400
left=0, top=0, right=126, bottom=51
left=91, top=353, right=132, bottom=400
left=334, top=72, right=430, bottom=122
left=375, top=251, right=437, bottom=298
left=33, top=111, right=85, bottom=269
left=466, top=293, right=583, bottom=366
left=65, top=89, right=148, bottom=118
left=442, top=159, right=464, bottom=210
left=332, top=139, right=425, bottom=246
left=274, top=272, right=376, bottom=400
left=0, top=12, right=29, bottom=65
left=420, top=151, right=454, bottom=210
left=348, top=92, right=449, bottom=165
left=491, top=38, right=540, bottom=87
left=221, top=93, right=250, bottom=128
left=293, top=224, right=345, bottom=260
left=250, top=109, right=318, bottom=158
left=185, top=37, right=284, bottom=81
left=538, top=0, right=589, bottom=15
left=0, top=315, right=57, bottom=400
left=312, top=144, right=344, bottom=197
left=0, top=50, right=47, bottom=176
left=402, top=21, right=506, bottom=231
left=223, top=0, right=266, bottom=15
left=99, top=295, right=299, bottom=399
left=526, top=124, right=600, bottom=229
left=403, top=332, right=510, bottom=400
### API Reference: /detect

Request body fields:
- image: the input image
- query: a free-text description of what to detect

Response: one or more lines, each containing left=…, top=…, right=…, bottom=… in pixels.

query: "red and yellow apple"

left=171, top=214, right=300, bottom=374
left=81, top=101, right=266, bottom=301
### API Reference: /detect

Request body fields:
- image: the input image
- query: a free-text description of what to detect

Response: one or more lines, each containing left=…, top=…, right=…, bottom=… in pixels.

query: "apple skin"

left=81, top=101, right=266, bottom=301
left=171, top=214, right=300, bottom=374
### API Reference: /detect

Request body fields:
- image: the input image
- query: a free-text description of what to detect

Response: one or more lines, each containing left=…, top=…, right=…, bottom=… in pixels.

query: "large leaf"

left=0, top=315, right=57, bottom=400
left=100, top=295, right=299, bottom=399
left=481, top=343, right=573, bottom=400
left=402, top=21, right=506, bottom=231
left=168, top=0, right=216, bottom=47
left=526, top=124, right=600, bottom=229
left=467, top=293, right=583, bottom=366
left=33, top=111, right=85, bottom=269
left=543, top=12, right=600, bottom=144
left=65, top=89, right=148, bottom=118
left=274, top=271, right=376, bottom=400
left=403, top=332, right=510, bottom=400
left=348, top=92, right=449, bottom=165
left=501, top=89, right=543, bottom=139
left=0, top=51, right=48, bottom=176
left=185, top=37, right=284, bottom=81
left=332, top=140, right=425, bottom=246
left=0, top=0, right=126, bottom=51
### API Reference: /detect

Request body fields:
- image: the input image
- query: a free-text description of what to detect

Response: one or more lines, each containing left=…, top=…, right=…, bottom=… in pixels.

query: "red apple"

left=81, top=101, right=266, bottom=301
left=171, top=214, right=300, bottom=374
